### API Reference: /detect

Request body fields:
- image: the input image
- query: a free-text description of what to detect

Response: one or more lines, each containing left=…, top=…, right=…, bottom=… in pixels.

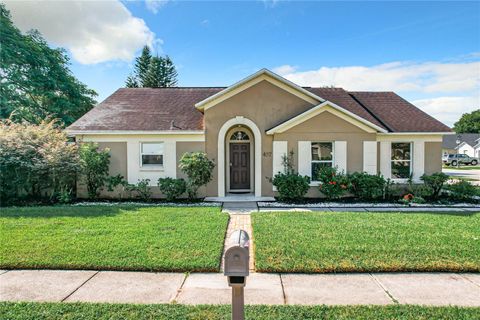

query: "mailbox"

left=224, top=229, right=250, bottom=283
left=224, top=229, right=250, bottom=320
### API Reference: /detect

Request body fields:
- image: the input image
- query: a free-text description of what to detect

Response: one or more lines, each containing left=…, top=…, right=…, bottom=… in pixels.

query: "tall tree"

left=0, top=4, right=97, bottom=126
left=133, top=45, right=152, bottom=87
left=453, top=109, right=480, bottom=133
left=144, top=56, right=163, bottom=88
left=162, top=55, right=178, bottom=87
left=124, top=46, right=178, bottom=88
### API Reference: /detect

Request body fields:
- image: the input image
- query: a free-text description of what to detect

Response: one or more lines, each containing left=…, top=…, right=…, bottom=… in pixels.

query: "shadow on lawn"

left=0, top=205, right=144, bottom=219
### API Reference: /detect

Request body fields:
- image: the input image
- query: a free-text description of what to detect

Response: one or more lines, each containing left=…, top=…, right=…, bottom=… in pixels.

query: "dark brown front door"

left=230, top=143, right=250, bottom=190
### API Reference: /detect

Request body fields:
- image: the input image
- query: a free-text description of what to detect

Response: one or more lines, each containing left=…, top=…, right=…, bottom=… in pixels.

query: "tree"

left=133, top=45, right=152, bottom=87
left=124, top=45, right=178, bottom=88
left=0, top=119, right=79, bottom=205
left=162, top=56, right=178, bottom=87
left=79, top=143, right=110, bottom=198
left=179, top=152, right=215, bottom=199
left=125, top=74, right=139, bottom=88
left=453, top=109, right=480, bottom=133
left=144, top=56, right=163, bottom=88
left=0, top=4, right=97, bottom=126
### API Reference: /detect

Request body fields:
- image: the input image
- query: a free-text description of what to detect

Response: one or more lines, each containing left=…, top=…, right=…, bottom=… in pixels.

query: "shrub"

left=179, top=152, right=215, bottom=199
left=127, top=179, right=152, bottom=202
left=316, top=166, right=349, bottom=200
left=0, top=119, right=79, bottom=205
left=348, top=172, right=386, bottom=200
left=446, top=180, right=478, bottom=201
left=399, top=193, right=426, bottom=205
left=158, top=177, right=187, bottom=201
left=271, top=151, right=310, bottom=202
left=106, top=174, right=129, bottom=199
left=79, top=142, right=110, bottom=198
left=420, top=172, right=449, bottom=200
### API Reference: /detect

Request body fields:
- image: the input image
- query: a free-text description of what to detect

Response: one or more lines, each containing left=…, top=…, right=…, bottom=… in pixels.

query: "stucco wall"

left=274, top=111, right=376, bottom=197
left=77, top=142, right=127, bottom=199
left=204, top=80, right=315, bottom=197
left=425, top=142, right=442, bottom=174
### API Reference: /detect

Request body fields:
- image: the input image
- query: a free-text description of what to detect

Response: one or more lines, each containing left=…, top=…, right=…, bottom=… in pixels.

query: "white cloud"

left=4, top=0, right=157, bottom=64
left=273, top=64, right=297, bottom=75
left=413, top=96, right=479, bottom=126
left=145, top=0, right=168, bottom=14
left=274, top=58, right=480, bottom=126
left=275, top=61, right=480, bottom=94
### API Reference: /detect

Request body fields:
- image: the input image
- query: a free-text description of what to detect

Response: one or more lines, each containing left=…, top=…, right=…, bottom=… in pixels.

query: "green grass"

left=1, top=302, right=479, bottom=320
left=0, top=206, right=228, bottom=272
left=252, top=211, right=480, bottom=273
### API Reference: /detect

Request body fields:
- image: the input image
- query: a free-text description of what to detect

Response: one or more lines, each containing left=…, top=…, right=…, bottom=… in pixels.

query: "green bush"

left=158, top=177, right=187, bottom=201
left=446, top=180, right=478, bottom=201
left=348, top=172, right=386, bottom=200
left=179, top=152, right=215, bottom=199
left=271, top=151, right=310, bottom=202
left=0, top=120, right=79, bottom=205
left=316, top=166, right=349, bottom=200
left=79, top=142, right=110, bottom=198
left=127, top=179, right=152, bottom=202
left=420, top=172, right=449, bottom=200
left=106, top=174, right=129, bottom=199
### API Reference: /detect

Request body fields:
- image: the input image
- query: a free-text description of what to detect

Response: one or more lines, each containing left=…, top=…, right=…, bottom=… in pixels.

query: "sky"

left=4, top=0, right=480, bottom=127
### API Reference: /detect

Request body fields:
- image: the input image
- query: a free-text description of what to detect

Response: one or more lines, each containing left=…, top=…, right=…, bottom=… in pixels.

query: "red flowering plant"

left=315, top=166, right=349, bottom=200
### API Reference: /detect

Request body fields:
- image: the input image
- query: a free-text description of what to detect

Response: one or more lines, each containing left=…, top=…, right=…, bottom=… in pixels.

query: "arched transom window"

left=230, top=130, right=250, bottom=141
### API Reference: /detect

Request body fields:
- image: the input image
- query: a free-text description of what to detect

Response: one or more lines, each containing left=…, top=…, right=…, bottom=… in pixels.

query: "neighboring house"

left=442, top=134, right=480, bottom=157
left=67, top=69, right=452, bottom=199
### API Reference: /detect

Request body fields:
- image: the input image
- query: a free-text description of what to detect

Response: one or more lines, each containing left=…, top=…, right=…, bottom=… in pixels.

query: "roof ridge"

left=348, top=93, right=392, bottom=132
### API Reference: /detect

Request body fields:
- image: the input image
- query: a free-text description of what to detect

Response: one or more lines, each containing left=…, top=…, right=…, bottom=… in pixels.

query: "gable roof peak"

left=194, top=68, right=325, bottom=111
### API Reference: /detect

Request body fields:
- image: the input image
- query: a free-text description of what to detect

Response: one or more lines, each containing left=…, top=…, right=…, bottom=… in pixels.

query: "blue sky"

left=5, top=0, right=480, bottom=126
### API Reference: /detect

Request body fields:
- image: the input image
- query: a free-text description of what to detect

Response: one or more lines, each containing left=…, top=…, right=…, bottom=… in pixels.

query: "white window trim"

left=311, top=141, right=335, bottom=183
left=390, top=142, right=412, bottom=181
left=140, top=141, right=165, bottom=171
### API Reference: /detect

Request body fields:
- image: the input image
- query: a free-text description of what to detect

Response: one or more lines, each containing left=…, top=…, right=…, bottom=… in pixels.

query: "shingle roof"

left=443, top=133, right=480, bottom=149
left=68, top=86, right=451, bottom=133
left=349, top=92, right=451, bottom=132
left=68, top=88, right=223, bottom=131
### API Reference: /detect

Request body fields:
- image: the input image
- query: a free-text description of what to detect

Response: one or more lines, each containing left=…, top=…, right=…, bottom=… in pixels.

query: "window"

left=230, top=131, right=249, bottom=141
left=391, top=142, right=411, bottom=179
left=311, top=142, right=333, bottom=180
left=141, top=142, right=163, bottom=166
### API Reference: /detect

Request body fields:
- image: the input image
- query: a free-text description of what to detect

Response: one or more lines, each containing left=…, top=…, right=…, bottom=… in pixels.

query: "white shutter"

left=379, top=141, right=391, bottom=179
left=363, top=141, right=377, bottom=174
left=272, top=141, right=287, bottom=176
left=334, top=141, right=347, bottom=173
left=298, top=141, right=311, bottom=177
left=413, top=141, right=425, bottom=181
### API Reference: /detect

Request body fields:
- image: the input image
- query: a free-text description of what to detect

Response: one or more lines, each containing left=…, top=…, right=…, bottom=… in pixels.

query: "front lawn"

left=0, top=206, right=228, bottom=272
left=253, top=211, right=480, bottom=273
left=1, top=302, right=479, bottom=320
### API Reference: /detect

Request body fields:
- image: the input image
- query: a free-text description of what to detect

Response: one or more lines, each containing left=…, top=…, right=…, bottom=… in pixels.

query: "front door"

left=230, top=143, right=250, bottom=190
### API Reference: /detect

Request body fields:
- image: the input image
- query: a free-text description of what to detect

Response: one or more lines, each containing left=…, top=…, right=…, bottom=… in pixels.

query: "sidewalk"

left=1, top=270, right=479, bottom=306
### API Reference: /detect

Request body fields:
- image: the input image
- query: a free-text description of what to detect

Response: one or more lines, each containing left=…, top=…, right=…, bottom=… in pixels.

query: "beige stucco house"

left=67, top=69, right=452, bottom=200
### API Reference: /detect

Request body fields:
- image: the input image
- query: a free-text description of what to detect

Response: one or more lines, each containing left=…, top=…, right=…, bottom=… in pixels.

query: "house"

left=442, top=133, right=480, bottom=158
left=67, top=69, right=452, bottom=199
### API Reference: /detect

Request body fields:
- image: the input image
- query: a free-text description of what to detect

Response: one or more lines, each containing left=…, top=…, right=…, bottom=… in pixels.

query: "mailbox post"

left=224, top=229, right=250, bottom=320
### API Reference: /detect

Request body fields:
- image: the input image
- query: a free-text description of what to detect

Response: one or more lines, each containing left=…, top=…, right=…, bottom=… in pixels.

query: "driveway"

left=443, top=167, right=480, bottom=185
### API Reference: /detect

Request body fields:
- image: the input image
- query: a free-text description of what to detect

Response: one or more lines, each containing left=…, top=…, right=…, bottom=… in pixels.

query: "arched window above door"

left=230, top=131, right=250, bottom=141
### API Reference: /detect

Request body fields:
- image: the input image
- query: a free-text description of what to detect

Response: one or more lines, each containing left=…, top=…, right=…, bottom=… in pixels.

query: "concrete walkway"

left=1, top=270, right=479, bottom=306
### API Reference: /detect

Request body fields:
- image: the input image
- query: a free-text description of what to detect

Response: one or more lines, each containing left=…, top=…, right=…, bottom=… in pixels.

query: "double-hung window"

left=141, top=142, right=164, bottom=166
left=391, top=142, right=411, bottom=179
left=311, top=142, right=333, bottom=181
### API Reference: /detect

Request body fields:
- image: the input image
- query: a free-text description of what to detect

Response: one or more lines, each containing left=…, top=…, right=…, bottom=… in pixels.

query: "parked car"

left=443, top=154, right=479, bottom=166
